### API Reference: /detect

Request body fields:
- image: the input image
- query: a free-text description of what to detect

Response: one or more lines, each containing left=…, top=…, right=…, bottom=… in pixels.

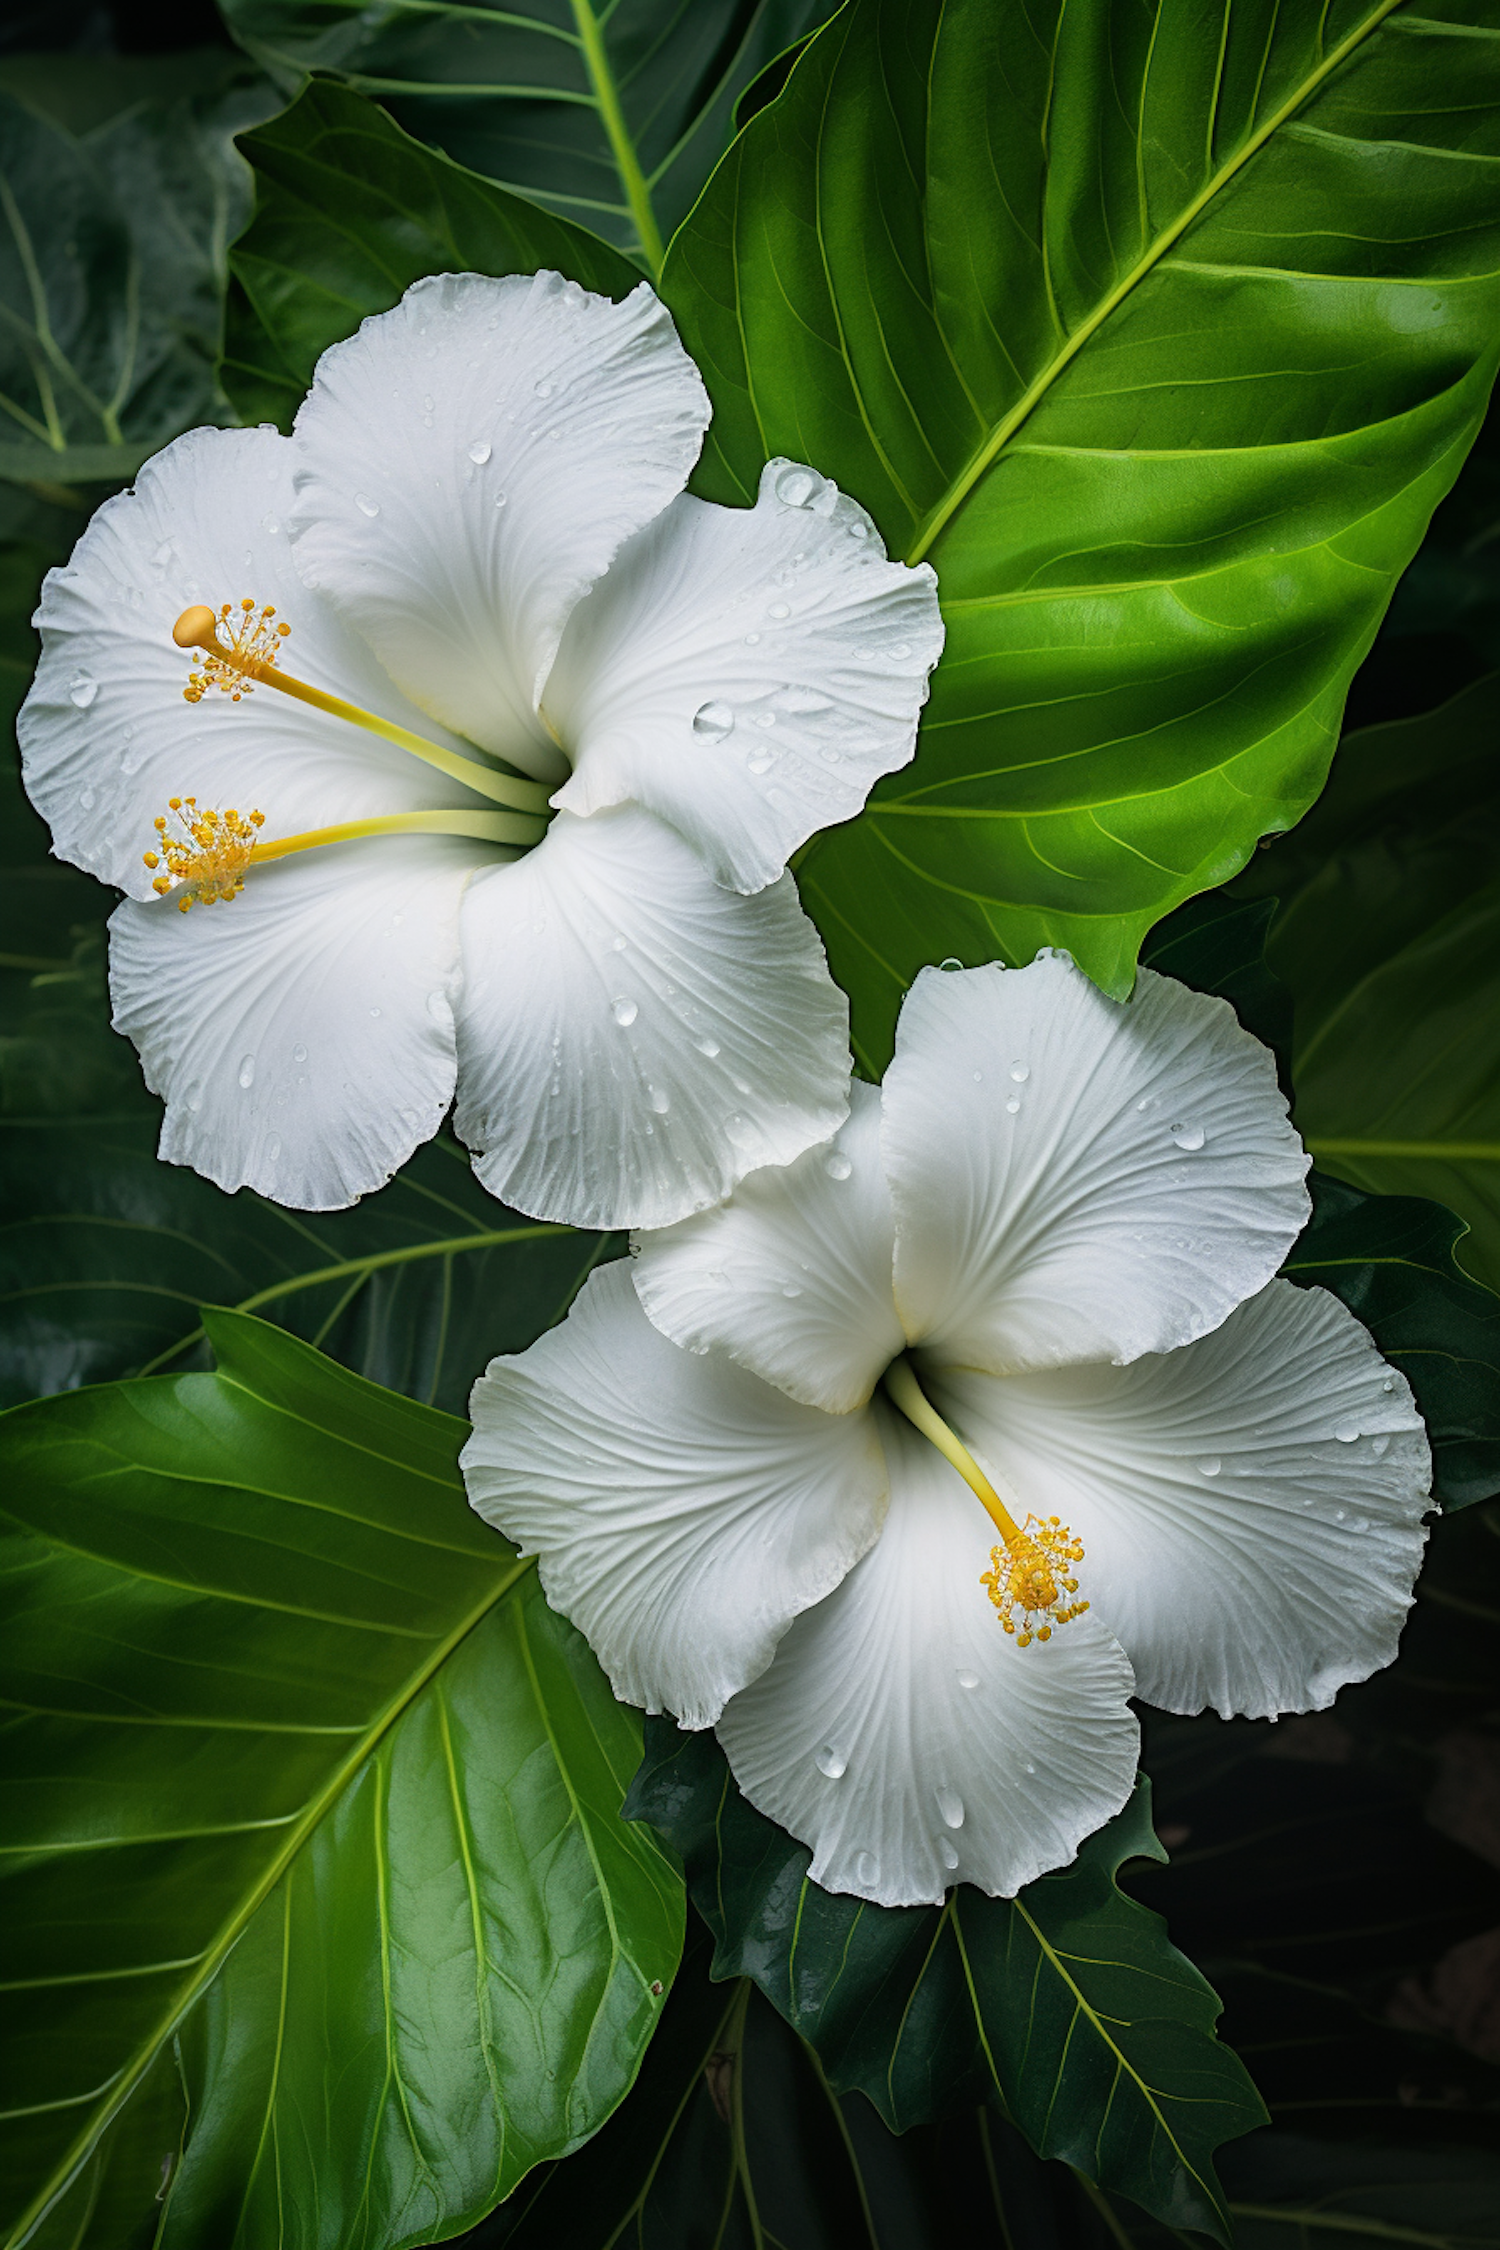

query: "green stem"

left=570, top=0, right=665, bottom=274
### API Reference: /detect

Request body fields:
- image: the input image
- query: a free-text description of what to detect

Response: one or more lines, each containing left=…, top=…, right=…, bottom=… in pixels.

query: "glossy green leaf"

left=1235, top=674, right=1500, bottom=1295
left=0, top=1311, right=682, bottom=2249
left=222, top=80, right=654, bottom=431
left=0, top=71, right=276, bottom=485
left=660, top=0, right=1500, bottom=1056
left=625, top=1738, right=1265, bottom=2245
left=1141, top=893, right=1500, bottom=1511
left=218, top=0, right=837, bottom=274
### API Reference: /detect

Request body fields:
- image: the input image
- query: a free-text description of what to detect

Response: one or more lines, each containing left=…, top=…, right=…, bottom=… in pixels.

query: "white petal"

left=932, top=1280, right=1432, bottom=1722
left=885, top=956, right=1310, bottom=1373
left=717, top=1405, right=1139, bottom=1908
left=547, top=463, right=943, bottom=892
left=108, top=836, right=470, bottom=1208
left=451, top=806, right=851, bottom=1231
left=20, top=425, right=484, bottom=900
left=289, top=272, right=709, bottom=779
left=462, top=1262, right=888, bottom=1728
left=632, top=1080, right=903, bottom=1414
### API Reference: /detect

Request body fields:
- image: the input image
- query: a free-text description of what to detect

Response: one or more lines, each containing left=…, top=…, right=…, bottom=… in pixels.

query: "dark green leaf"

left=0, top=1311, right=682, bottom=2249
left=218, top=0, right=838, bottom=274
left=661, top=0, right=1500, bottom=1055
left=625, top=1731, right=1266, bottom=2244
left=0, top=71, right=277, bottom=483
left=1236, top=674, right=1500, bottom=1295
left=221, top=80, right=654, bottom=431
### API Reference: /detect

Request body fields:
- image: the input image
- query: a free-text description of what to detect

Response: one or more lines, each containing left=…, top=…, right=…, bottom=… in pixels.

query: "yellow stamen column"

left=881, top=1355, right=1089, bottom=1647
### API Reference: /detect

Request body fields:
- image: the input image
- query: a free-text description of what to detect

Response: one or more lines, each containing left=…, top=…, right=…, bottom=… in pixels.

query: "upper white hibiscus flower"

left=19, top=270, right=942, bottom=1227
left=463, top=953, right=1433, bottom=1908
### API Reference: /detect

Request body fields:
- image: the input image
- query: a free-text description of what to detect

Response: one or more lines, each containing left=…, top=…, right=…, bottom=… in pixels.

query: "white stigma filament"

left=172, top=602, right=553, bottom=818
left=881, top=1356, right=1089, bottom=1648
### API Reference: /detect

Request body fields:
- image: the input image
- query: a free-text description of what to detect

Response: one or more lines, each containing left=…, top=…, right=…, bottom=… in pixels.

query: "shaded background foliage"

left=1, top=0, right=1498, bottom=2245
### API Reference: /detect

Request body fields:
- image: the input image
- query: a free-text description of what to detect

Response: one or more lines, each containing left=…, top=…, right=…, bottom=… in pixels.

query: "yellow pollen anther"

left=176, top=599, right=290, bottom=704
left=980, top=1514, right=1090, bottom=1642
left=881, top=1356, right=1089, bottom=1651
left=144, top=798, right=264, bottom=910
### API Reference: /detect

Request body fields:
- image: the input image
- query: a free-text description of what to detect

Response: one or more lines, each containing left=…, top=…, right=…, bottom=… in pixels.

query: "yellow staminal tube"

left=172, top=604, right=553, bottom=818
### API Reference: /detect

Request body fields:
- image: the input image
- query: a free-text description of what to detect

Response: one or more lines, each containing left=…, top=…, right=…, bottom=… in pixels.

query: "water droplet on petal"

left=1382, top=1376, right=1396, bottom=1393
left=692, top=699, right=734, bottom=742
left=467, top=439, right=492, bottom=465
left=824, top=1150, right=853, bottom=1180
left=747, top=749, right=774, bottom=774
left=956, top=1668, right=979, bottom=1689
left=1334, top=1416, right=1362, bottom=1444
left=648, top=1085, right=670, bottom=1115
left=694, top=1034, right=721, bottom=1058
left=935, top=1785, right=965, bottom=1829
left=266, top=1133, right=281, bottom=1160
left=781, top=1281, right=802, bottom=1299
left=1005, top=1095, right=1021, bottom=1115
left=938, top=955, right=962, bottom=971
left=68, top=672, right=98, bottom=709
left=354, top=492, right=380, bottom=518
left=1170, top=1122, right=1206, bottom=1152
left=815, top=1744, right=847, bottom=1779
left=890, top=641, right=911, bottom=660
left=534, top=379, right=554, bottom=399
left=293, top=1043, right=307, bottom=1063
left=854, top=1851, right=880, bottom=1889
left=775, top=465, right=818, bottom=507
left=1372, top=1434, right=1391, bottom=1459
left=744, top=631, right=761, bottom=645
left=972, top=1070, right=983, bottom=1083
left=238, top=1054, right=256, bottom=1089
left=847, top=518, right=870, bottom=540
left=610, top=933, right=628, bottom=952
left=767, top=601, right=791, bottom=620
left=1198, top=1458, right=1221, bottom=1478
left=1009, top=1062, right=1030, bottom=1083
left=938, top=1836, right=959, bottom=1870
left=612, top=997, right=638, bottom=1028
left=79, top=787, right=95, bottom=809
left=152, top=538, right=175, bottom=568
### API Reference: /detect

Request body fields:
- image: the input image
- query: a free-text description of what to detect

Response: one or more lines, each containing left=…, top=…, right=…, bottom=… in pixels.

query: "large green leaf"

left=0, top=69, right=276, bottom=487
left=0, top=1311, right=683, bottom=2250
left=218, top=0, right=838, bottom=274
left=625, top=1738, right=1265, bottom=2244
left=1234, top=674, right=1500, bottom=1294
left=222, top=80, right=652, bottom=430
left=658, top=0, right=1500, bottom=1057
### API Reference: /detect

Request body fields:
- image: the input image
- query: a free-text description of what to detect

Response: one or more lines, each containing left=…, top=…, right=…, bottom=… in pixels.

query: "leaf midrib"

left=3, top=1537, right=535, bottom=2250
left=901, top=0, right=1406, bottom=568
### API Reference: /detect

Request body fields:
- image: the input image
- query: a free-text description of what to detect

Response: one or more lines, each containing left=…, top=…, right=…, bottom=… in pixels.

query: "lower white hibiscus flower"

left=19, top=269, right=941, bottom=1227
left=464, top=953, right=1433, bottom=1908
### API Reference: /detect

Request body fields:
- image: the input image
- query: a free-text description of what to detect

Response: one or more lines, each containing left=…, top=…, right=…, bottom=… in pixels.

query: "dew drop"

left=493, top=490, right=508, bottom=509
left=1005, top=1095, right=1021, bottom=1115
left=775, top=465, right=818, bottom=508
left=68, top=671, right=98, bottom=709
left=744, top=631, right=761, bottom=645
left=79, top=787, right=95, bottom=809
left=825, top=1150, right=853, bottom=1180
left=354, top=492, right=380, bottom=517
left=781, top=1281, right=802, bottom=1299
left=293, top=1043, right=308, bottom=1063
left=890, top=641, right=911, bottom=661
left=1382, top=1376, right=1396, bottom=1393
left=747, top=749, right=775, bottom=774
left=1334, top=1416, right=1362, bottom=1444
left=1371, top=1434, right=1391, bottom=1459
left=767, top=600, right=791, bottom=620
left=1025, top=1761, right=1037, bottom=1776
left=694, top=1034, right=721, bottom=1058
left=935, top=1785, right=965, bottom=1829
left=956, top=1668, right=979, bottom=1689
left=534, top=379, right=554, bottom=399
left=1009, top=1062, right=1030, bottom=1084
left=266, top=1133, right=281, bottom=1161
left=725, top=1112, right=753, bottom=1145
left=648, top=1085, right=670, bottom=1114
left=426, top=988, right=452, bottom=1026
left=939, top=1836, right=960, bottom=1870
left=610, top=933, right=628, bottom=952
left=938, top=955, right=962, bottom=971
left=468, top=439, right=492, bottom=465
left=854, top=1851, right=880, bottom=1889
left=972, top=1069, right=983, bottom=1083
left=152, top=538, right=175, bottom=568
left=692, top=699, right=734, bottom=742
left=1198, top=1458, right=1222, bottom=1478
left=238, top=1054, right=256, bottom=1089
left=815, top=1744, right=847, bottom=1779
left=847, top=518, right=870, bottom=540
left=612, top=997, right=638, bottom=1028
left=1169, top=1122, right=1206, bottom=1152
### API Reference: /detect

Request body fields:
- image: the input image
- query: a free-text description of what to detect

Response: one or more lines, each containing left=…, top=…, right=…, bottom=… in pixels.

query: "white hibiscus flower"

left=19, top=271, right=942, bottom=1227
left=464, top=953, right=1433, bottom=1907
